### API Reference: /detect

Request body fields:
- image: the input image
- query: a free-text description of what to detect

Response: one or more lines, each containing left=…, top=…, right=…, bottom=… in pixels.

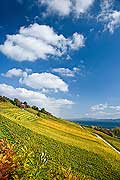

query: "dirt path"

left=79, top=125, right=83, bottom=129
left=95, top=134, right=120, bottom=155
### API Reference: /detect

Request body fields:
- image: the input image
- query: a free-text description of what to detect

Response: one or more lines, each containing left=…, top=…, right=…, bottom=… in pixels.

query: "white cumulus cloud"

left=40, top=0, right=94, bottom=17
left=2, top=68, right=32, bottom=78
left=0, top=83, right=74, bottom=116
left=52, top=67, right=80, bottom=77
left=40, top=0, right=72, bottom=16
left=73, top=0, right=94, bottom=16
left=0, top=23, right=85, bottom=62
left=20, top=72, right=69, bottom=92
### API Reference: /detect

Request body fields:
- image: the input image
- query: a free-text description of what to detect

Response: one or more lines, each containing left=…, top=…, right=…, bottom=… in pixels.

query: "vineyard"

left=0, top=101, right=120, bottom=179
left=87, top=127, right=120, bottom=152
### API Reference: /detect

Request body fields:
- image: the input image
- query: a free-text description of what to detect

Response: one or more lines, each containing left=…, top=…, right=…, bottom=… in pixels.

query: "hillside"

left=0, top=100, right=120, bottom=180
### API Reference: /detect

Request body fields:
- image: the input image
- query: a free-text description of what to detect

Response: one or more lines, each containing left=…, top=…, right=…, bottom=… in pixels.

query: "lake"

left=71, top=120, right=120, bottom=129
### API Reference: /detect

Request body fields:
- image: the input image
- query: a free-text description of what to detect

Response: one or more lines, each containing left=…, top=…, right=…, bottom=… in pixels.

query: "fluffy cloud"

left=20, top=72, right=68, bottom=92
left=73, top=0, right=94, bottom=16
left=98, top=0, right=120, bottom=33
left=0, top=83, right=74, bottom=116
left=52, top=67, right=80, bottom=77
left=85, top=110, right=120, bottom=119
left=91, top=103, right=108, bottom=111
left=109, top=105, right=120, bottom=111
left=40, top=0, right=94, bottom=17
left=40, top=0, right=72, bottom=16
left=69, top=32, right=85, bottom=50
left=107, top=11, right=120, bottom=33
left=2, top=68, right=32, bottom=78
left=86, top=102, right=120, bottom=118
left=0, top=23, right=85, bottom=62
left=2, top=68, right=69, bottom=92
left=91, top=103, right=120, bottom=111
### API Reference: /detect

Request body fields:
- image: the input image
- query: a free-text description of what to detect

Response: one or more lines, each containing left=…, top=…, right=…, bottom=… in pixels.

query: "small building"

left=20, top=103, right=26, bottom=109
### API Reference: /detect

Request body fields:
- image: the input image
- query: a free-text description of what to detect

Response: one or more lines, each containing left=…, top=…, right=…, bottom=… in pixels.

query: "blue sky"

left=0, top=0, right=120, bottom=119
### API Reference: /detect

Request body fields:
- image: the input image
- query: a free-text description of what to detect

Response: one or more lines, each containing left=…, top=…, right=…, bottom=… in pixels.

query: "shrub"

left=113, top=127, right=120, bottom=138
left=0, top=138, right=17, bottom=180
left=0, top=138, right=49, bottom=179
left=37, top=112, right=41, bottom=117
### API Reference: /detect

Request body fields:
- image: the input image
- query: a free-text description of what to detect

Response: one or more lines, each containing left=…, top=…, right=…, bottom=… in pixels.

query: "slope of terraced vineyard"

left=0, top=102, right=38, bottom=122
left=86, top=127, right=120, bottom=152
left=0, top=101, right=120, bottom=179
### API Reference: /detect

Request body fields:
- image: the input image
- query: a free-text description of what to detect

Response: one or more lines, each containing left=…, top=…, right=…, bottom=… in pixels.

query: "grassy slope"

left=0, top=101, right=120, bottom=180
left=85, top=127, right=120, bottom=152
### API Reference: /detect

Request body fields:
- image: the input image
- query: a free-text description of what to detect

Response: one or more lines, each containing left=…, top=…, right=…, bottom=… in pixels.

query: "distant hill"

left=69, top=118, right=120, bottom=129
left=0, top=96, right=120, bottom=179
left=69, top=118, right=120, bottom=122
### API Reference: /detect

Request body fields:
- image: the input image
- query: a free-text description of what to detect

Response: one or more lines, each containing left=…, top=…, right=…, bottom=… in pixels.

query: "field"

left=0, top=101, right=120, bottom=179
left=86, top=127, right=120, bottom=152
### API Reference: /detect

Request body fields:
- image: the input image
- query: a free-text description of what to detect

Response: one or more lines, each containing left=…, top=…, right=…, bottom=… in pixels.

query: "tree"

left=40, top=108, right=46, bottom=113
left=14, top=98, right=21, bottom=107
left=9, top=99, right=16, bottom=105
left=0, top=96, right=7, bottom=102
left=32, top=106, right=39, bottom=111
